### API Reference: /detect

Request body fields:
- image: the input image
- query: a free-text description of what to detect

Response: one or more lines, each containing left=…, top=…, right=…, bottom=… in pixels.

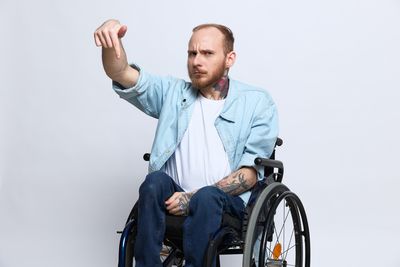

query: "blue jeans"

left=134, top=171, right=245, bottom=267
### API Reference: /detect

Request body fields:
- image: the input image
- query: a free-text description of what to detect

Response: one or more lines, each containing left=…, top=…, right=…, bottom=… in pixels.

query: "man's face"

left=187, top=27, right=228, bottom=90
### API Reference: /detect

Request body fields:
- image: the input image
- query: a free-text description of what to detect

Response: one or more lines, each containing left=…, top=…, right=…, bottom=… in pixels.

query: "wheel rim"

left=258, top=192, right=303, bottom=267
left=243, top=183, right=310, bottom=267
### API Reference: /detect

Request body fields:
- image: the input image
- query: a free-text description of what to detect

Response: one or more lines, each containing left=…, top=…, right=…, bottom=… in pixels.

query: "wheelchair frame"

left=117, top=138, right=310, bottom=267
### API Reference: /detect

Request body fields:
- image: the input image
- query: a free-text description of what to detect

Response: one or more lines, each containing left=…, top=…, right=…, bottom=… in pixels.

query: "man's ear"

left=225, top=51, right=237, bottom=69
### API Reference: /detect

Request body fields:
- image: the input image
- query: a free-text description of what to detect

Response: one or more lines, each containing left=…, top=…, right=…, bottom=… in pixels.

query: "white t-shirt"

left=164, top=94, right=232, bottom=191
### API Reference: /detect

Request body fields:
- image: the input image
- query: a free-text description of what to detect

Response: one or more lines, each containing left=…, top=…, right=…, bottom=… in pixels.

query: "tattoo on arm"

left=214, top=171, right=252, bottom=195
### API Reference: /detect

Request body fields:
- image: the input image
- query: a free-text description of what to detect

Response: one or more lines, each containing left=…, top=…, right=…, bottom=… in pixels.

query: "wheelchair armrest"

left=254, top=157, right=284, bottom=183
left=254, top=157, right=283, bottom=169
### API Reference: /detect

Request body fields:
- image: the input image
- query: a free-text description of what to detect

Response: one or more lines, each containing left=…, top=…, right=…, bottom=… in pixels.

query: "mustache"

left=190, top=67, right=207, bottom=74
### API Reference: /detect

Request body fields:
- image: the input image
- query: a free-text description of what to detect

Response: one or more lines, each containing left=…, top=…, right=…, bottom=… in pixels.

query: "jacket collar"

left=185, top=79, right=239, bottom=123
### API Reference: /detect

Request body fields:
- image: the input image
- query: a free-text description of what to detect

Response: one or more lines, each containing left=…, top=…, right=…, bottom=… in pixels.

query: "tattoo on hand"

left=178, top=192, right=194, bottom=216
left=215, top=171, right=251, bottom=195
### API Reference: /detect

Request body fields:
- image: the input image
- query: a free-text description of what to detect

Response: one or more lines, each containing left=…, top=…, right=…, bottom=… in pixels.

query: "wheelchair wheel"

left=121, top=232, right=184, bottom=267
left=119, top=215, right=184, bottom=267
left=242, top=183, right=310, bottom=267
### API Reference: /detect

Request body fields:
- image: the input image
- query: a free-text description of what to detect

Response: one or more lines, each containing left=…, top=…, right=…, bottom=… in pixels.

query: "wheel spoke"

left=276, top=207, right=291, bottom=241
left=283, top=228, right=295, bottom=260
left=271, top=204, right=291, bottom=259
left=283, top=199, right=286, bottom=256
left=243, top=184, right=310, bottom=267
left=281, top=243, right=296, bottom=257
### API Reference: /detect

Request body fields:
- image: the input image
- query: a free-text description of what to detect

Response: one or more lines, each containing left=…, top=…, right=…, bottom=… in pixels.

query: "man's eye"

left=188, top=52, right=197, bottom=57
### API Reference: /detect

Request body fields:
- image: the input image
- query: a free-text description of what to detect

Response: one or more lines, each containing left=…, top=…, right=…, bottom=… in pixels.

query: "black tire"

left=124, top=203, right=137, bottom=267
left=242, top=183, right=310, bottom=267
left=124, top=231, right=134, bottom=267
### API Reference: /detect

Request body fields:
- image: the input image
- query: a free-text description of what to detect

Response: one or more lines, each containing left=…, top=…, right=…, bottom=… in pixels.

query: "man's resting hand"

left=165, top=192, right=195, bottom=216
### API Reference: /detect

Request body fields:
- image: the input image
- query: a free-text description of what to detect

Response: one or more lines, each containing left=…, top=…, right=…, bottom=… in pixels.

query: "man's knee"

left=190, top=186, right=225, bottom=209
left=139, top=171, right=170, bottom=195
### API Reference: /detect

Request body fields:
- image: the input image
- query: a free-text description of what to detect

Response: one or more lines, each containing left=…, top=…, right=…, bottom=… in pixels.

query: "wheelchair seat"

left=121, top=201, right=244, bottom=266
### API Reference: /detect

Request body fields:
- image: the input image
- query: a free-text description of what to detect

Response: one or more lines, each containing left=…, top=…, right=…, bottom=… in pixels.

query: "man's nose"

left=192, top=54, right=202, bottom=66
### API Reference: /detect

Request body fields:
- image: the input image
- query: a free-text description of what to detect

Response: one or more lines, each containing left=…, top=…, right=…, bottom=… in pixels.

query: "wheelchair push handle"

left=254, top=157, right=284, bottom=183
left=143, top=153, right=150, bottom=161
left=275, top=137, right=283, bottom=147
left=254, top=157, right=283, bottom=169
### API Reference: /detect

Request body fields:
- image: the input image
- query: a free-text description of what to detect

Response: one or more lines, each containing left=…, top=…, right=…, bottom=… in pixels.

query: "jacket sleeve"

left=112, top=64, right=184, bottom=119
left=238, top=93, right=279, bottom=181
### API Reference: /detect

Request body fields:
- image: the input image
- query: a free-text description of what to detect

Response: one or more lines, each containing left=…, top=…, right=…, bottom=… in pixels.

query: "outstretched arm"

left=94, top=19, right=139, bottom=88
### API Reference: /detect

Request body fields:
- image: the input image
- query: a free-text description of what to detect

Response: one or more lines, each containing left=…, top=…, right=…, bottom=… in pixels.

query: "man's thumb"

left=118, top=25, right=128, bottom=38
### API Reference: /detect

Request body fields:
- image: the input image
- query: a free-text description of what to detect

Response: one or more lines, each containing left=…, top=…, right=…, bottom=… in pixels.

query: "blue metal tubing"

left=118, top=220, right=135, bottom=267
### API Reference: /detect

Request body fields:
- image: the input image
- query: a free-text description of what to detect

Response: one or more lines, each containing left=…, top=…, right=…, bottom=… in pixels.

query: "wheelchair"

left=117, top=138, right=310, bottom=267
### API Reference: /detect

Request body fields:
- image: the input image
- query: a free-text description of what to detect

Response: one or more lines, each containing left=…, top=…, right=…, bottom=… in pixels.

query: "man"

left=94, top=19, right=278, bottom=267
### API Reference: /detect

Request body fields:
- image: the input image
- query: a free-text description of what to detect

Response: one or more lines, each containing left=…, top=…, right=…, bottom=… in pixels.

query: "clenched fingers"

left=94, top=19, right=126, bottom=58
left=165, top=193, right=185, bottom=215
left=165, top=192, right=181, bottom=211
left=165, top=192, right=192, bottom=216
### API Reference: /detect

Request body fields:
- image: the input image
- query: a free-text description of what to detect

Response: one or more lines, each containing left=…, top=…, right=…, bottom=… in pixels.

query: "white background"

left=1, top=0, right=400, bottom=266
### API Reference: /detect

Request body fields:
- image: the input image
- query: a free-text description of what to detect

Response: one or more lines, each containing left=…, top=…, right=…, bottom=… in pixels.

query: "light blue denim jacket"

left=113, top=65, right=279, bottom=204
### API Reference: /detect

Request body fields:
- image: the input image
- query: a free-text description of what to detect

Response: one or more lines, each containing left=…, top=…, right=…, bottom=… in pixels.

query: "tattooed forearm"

left=214, top=169, right=255, bottom=195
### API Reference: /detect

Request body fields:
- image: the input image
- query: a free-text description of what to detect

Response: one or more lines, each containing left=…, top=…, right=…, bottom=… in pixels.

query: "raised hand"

left=94, top=19, right=128, bottom=59
left=94, top=19, right=139, bottom=88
